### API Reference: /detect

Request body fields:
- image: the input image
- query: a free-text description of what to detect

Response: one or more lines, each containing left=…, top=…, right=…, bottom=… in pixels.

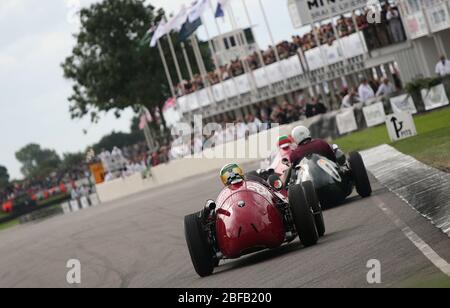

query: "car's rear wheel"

left=184, top=213, right=215, bottom=277
left=349, top=152, right=372, bottom=198
left=288, top=184, right=319, bottom=247
left=302, top=181, right=325, bottom=237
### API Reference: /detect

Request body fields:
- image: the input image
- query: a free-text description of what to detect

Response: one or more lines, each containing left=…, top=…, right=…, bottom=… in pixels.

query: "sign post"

left=386, top=112, right=417, bottom=142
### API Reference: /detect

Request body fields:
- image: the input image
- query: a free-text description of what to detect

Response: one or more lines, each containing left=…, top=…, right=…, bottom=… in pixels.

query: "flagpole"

left=190, top=35, right=217, bottom=113
left=225, top=4, right=258, bottom=95
left=208, top=0, right=242, bottom=106
left=157, top=39, right=176, bottom=98
left=257, top=0, right=288, bottom=88
left=163, top=15, right=184, bottom=87
left=181, top=42, right=194, bottom=80
left=200, top=15, right=230, bottom=107
left=241, top=0, right=274, bottom=92
left=257, top=0, right=281, bottom=63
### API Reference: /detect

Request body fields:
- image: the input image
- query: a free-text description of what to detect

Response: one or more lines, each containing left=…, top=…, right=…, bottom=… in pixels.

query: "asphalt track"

left=1, top=162, right=450, bottom=288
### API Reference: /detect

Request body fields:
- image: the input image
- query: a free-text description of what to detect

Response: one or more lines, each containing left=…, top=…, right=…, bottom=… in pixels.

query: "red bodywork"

left=215, top=180, right=286, bottom=259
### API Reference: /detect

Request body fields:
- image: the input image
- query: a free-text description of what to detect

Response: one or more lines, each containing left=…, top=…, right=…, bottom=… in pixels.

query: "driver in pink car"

left=289, top=126, right=336, bottom=165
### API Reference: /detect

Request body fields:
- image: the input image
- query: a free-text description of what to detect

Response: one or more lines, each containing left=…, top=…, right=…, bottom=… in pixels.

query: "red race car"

left=184, top=163, right=324, bottom=277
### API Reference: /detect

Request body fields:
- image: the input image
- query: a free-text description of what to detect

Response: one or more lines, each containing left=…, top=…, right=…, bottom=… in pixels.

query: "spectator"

left=305, top=97, right=327, bottom=118
left=435, top=55, right=450, bottom=77
left=376, top=78, right=396, bottom=97
left=341, top=88, right=357, bottom=109
left=386, top=5, right=406, bottom=43
left=358, top=78, right=375, bottom=103
left=246, top=114, right=263, bottom=135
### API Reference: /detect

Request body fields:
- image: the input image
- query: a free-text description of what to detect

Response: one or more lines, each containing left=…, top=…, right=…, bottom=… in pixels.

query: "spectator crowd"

left=175, top=3, right=406, bottom=97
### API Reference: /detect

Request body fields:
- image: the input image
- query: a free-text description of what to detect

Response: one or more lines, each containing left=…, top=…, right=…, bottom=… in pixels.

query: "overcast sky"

left=0, top=0, right=299, bottom=179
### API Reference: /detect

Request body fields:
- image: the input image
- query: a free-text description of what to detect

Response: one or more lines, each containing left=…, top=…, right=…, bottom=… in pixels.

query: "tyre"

left=349, top=152, right=372, bottom=198
left=302, top=181, right=325, bottom=237
left=184, top=213, right=215, bottom=277
left=288, top=184, right=319, bottom=247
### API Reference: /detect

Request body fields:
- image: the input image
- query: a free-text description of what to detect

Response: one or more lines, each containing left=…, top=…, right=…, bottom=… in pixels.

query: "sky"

left=0, top=0, right=300, bottom=179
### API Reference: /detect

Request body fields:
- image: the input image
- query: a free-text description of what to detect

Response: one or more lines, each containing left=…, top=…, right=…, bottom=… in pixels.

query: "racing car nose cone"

left=237, top=201, right=246, bottom=208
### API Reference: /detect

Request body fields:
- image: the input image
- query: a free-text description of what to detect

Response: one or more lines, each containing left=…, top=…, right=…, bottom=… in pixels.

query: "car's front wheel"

left=288, top=184, right=319, bottom=247
left=184, top=213, right=216, bottom=277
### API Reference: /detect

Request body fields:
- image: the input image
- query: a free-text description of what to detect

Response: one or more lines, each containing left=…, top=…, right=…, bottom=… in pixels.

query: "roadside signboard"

left=336, top=109, right=358, bottom=135
left=386, top=112, right=417, bottom=142
left=390, top=94, right=418, bottom=114
left=421, top=84, right=450, bottom=111
left=363, top=102, right=386, bottom=127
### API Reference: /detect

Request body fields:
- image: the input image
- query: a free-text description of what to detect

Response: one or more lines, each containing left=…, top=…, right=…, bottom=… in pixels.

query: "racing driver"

left=289, top=126, right=337, bottom=166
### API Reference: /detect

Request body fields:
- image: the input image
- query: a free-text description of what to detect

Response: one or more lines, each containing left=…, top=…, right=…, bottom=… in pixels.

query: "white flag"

left=166, top=5, right=189, bottom=33
left=150, top=20, right=167, bottom=48
left=188, top=0, right=208, bottom=23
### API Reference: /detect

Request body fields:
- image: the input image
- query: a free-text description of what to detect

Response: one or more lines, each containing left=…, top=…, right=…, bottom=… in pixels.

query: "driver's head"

left=277, top=135, right=293, bottom=150
left=220, top=164, right=245, bottom=187
left=292, top=126, right=312, bottom=145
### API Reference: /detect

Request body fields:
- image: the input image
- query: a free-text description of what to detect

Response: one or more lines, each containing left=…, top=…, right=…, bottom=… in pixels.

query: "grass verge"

left=334, top=107, right=450, bottom=172
left=0, top=219, right=19, bottom=231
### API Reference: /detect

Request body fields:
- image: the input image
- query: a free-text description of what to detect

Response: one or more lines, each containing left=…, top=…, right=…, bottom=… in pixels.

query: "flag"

left=215, top=0, right=231, bottom=18
left=163, top=98, right=177, bottom=112
left=188, top=0, right=208, bottom=23
left=178, top=17, right=202, bottom=42
left=139, top=25, right=157, bottom=47
left=166, top=5, right=189, bottom=33
left=139, top=114, right=147, bottom=130
left=144, top=108, right=153, bottom=123
left=215, top=4, right=225, bottom=18
left=150, top=20, right=167, bottom=48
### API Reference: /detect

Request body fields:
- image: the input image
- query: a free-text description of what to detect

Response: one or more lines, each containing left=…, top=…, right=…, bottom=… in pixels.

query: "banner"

left=288, top=0, right=368, bottom=26
left=325, top=42, right=343, bottom=65
left=197, top=88, right=211, bottom=107
left=426, top=3, right=450, bottom=33
left=235, top=75, right=252, bottom=93
left=305, top=47, right=323, bottom=71
left=390, top=94, right=418, bottom=114
left=404, top=12, right=429, bottom=39
left=421, top=84, right=450, bottom=110
left=363, top=102, right=386, bottom=127
left=222, top=79, right=238, bottom=97
left=253, top=67, right=270, bottom=88
left=341, top=33, right=366, bottom=57
left=212, top=84, right=225, bottom=101
left=336, top=109, right=358, bottom=135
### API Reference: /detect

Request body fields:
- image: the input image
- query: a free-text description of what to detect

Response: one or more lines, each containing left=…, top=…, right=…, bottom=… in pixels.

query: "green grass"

left=398, top=273, right=450, bottom=288
left=0, top=211, right=9, bottom=219
left=0, top=219, right=19, bottom=231
left=334, top=107, right=450, bottom=172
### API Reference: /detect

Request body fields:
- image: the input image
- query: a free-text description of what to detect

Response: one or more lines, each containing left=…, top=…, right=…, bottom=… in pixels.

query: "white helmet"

left=292, top=126, right=312, bottom=145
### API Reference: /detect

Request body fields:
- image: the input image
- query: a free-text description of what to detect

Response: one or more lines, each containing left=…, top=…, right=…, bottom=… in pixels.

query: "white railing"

left=176, top=33, right=367, bottom=115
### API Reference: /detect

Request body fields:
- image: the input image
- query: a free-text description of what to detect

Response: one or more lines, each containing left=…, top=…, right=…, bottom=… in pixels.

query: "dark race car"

left=287, top=149, right=372, bottom=208
left=184, top=170, right=324, bottom=277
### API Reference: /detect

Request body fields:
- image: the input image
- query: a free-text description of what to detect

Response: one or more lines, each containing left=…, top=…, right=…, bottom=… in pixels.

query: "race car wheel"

left=184, top=213, right=216, bottom=277
left=349, top=152, right=372, bottom=198
left=302, top=181, right=325, bottom=237
left=288, top=184, right=319, bottom=247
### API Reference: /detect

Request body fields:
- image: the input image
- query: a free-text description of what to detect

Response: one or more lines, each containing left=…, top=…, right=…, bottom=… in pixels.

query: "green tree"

left=0, top=165, right=9, bottom=190
left=92, top=131, right=144, bottom=154
left=61, top=152, right=86, bottom=171
left=15, top=144, right=61, bottom=178
left=62, top=0, right=212, bottom=123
